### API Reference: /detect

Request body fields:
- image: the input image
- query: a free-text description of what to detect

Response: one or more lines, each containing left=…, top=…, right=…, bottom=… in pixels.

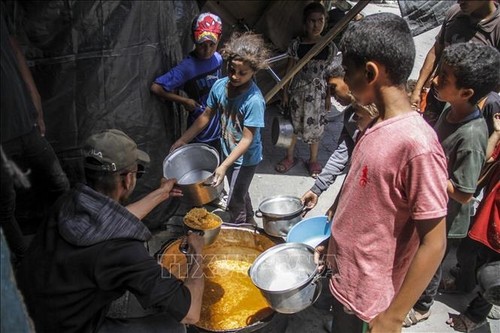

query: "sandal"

left=275, top=157, right=298, bottom=173
left=403, top=308, right=431, bottom=327
left=446, top=313, right=487, bottom=332
left=306, top=160, right=322, bottom=178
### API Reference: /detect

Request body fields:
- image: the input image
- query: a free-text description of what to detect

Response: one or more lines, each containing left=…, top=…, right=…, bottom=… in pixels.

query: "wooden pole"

left=264, top=0, right=371, bottom=103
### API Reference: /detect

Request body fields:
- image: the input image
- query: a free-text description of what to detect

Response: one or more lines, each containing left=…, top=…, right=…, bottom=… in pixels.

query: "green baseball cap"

left=83, top=129, right=150, bottom=172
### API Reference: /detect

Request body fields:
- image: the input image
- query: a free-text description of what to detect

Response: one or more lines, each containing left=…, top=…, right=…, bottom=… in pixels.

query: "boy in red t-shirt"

left=315, top=13, right=449, bottom=333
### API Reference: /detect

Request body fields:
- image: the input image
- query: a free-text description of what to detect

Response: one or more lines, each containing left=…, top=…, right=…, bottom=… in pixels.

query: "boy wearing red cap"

left=151, top=13, right=223, bottom=151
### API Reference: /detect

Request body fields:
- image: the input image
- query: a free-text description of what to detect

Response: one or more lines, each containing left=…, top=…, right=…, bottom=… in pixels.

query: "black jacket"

left=17, top=184, right=190, bottom=333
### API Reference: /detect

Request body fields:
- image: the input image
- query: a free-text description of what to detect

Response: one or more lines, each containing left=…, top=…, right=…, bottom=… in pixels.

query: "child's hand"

left=410, top=90, right=421, bottom=110
left=186, top=230, right=205, bottom=255
left=212, top=165, right=228, bottom=187
left=170, top=139, right=187, bottom=152
left=184, top=99, right=201, bottom=112
left=314, top=238, right=329, bottom=272
left=301, top=190, right=319, bottom=212
left=326, top=201, right=337, bottom=222
left=368, top=310, right=403, bottom=333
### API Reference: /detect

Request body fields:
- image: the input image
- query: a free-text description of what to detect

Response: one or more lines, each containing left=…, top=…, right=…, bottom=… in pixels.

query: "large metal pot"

left=249, top=243, right=322, bottom=314
left=158, top=227, right=279, bottom=332
left=255, top=196, right=304, bottom=237
left=163, top=143, right=223, bottom=206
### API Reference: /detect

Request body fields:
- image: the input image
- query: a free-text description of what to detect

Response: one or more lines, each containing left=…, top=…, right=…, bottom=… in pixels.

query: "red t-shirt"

left=328, top=112, right=448, bottom=321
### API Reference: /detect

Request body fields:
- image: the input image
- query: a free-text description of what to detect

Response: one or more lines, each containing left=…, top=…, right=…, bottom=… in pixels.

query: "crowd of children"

left=4, top=2, right=500, bottom=333
left=161, top=5, right=499, bottom=333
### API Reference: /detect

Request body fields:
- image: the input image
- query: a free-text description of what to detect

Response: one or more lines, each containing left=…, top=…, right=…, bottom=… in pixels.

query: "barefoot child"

left=171, top=32, right=270, bottom=224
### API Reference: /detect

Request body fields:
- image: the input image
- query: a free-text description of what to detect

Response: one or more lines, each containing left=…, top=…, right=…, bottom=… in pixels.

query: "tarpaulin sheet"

left=398, top=0, right=454, bottom=36
left=8, top=0, right=199, bottom=229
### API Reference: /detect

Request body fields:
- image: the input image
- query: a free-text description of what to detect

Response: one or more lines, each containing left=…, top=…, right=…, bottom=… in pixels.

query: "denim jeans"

left=0, top=128, right=69, bottom=257
left=226, top=164, right=257, bottom=224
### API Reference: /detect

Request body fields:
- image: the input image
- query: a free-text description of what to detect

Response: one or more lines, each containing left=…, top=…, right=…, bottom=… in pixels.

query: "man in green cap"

left=16, top=129, right=205, bottom=333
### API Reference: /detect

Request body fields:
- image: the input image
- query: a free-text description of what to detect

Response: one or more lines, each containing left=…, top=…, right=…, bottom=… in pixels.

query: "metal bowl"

left=183, top=213, right=222, bottom=247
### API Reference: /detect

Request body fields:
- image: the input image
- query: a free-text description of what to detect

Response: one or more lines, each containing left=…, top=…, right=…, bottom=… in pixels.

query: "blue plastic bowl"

left=286, top=215, right=332, bottom=248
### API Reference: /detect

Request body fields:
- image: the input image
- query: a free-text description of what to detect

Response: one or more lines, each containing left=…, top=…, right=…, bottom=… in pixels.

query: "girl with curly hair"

left=171, top=32, right=270, bottom=225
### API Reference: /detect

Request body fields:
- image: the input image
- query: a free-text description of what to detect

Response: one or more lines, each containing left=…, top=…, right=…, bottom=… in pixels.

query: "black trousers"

left=331, top=296, right=367, bottom=333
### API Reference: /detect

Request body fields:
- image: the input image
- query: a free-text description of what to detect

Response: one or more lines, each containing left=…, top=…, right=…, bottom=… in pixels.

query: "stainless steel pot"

left=255, top=196, right=304, bottom=237
left=163, top=143, right=223, bottom=206
left=249, top=243, right=322, bottom=314
left=271, top=116, right=293, bottom=148
left=179, top=213, right=222, bottom=254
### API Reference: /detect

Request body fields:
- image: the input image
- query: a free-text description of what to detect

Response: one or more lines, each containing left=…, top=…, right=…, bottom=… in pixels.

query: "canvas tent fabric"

left=5, top=0, right=199, bottom=229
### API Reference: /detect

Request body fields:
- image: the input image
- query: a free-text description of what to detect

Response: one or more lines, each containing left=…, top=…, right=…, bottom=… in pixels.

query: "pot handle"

left=179, top=237, right=189, bottom=254
left=255, top=209, right=263, bottom=218
left=301, top=205, right=311, bottom=217
left=312, top=270, right=324, bottom=284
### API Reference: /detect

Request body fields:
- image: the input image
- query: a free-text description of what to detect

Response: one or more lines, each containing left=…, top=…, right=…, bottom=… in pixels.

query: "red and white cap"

left=192, top=13, right=222, bottom=44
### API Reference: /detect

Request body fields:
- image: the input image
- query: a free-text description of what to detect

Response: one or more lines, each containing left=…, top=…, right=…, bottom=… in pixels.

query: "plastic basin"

left=286, top=216, right=332, bottom=247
